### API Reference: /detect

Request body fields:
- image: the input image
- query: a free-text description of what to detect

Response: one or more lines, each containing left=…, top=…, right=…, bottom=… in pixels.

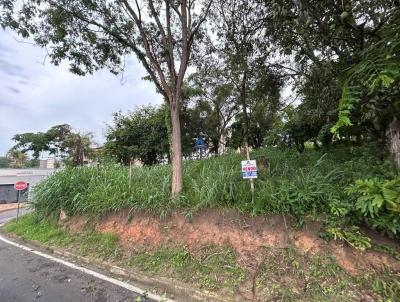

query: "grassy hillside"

left=32, top=144, right=396, bottom=221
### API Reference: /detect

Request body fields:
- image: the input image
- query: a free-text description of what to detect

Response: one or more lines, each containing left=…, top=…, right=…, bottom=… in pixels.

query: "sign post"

left=14, top=181, right=28, bottom=221
left=241, top=160, right=257, bottom=201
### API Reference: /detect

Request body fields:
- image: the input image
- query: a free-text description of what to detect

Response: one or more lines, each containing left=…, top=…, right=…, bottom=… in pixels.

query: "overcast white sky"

left=0, top=29, right=163, bottom=157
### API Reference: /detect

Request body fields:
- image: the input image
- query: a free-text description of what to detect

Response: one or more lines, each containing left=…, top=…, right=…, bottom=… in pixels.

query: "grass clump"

left=3, top=214, right=120, bottom=260
left=127, top=245, right=246, bottom=293
left=4, top=214, right=72, bottom=246
left=255, top=246, right=400, bottom=302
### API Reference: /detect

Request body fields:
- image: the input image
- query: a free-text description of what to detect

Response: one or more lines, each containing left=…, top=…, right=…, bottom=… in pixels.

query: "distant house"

left=39, top=157, right=56, bottom=169
left=0, top=168, right=54, bottom=203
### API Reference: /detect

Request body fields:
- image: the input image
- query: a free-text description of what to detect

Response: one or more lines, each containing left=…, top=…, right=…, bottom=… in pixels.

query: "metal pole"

left=16, top=190, right=20, bottom=221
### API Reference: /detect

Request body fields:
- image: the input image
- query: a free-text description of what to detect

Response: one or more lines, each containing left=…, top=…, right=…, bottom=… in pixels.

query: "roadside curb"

left=0, top=203, right=28, bottom=213
left=52, top=249, right=228, bottom=302
left=0, top=231, right=229, bottom=302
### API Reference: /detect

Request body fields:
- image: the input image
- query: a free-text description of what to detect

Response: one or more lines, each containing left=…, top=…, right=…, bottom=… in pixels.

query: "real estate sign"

left=241, top=160, right=258, bottom=179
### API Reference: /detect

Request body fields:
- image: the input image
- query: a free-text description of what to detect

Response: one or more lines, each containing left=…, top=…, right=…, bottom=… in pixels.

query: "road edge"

left=0, top=203, right=29, bottom=213
left=0, top=231, right=228, bottom=302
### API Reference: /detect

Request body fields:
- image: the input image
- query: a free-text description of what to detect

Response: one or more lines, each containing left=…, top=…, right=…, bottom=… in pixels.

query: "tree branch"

left=120, top=0, right=172, bottom=100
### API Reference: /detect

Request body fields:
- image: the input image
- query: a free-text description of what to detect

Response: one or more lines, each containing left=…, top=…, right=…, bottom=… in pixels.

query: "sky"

left=0, top=29, right=163, bottom=157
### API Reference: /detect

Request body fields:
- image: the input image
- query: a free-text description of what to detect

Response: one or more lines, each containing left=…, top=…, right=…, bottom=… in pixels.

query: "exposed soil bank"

left=65, top=208, right=400, bottom=277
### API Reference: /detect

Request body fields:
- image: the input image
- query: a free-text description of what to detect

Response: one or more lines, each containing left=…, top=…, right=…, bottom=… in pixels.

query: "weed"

left=372, top=244, right=400, bottom=260
left=346, top=177, right=400, bottom=237
left=360, top=271, right=400, bottom=301
left=255, top=247, right=358, bottom=301
left=4, top=214, right=120, bottom=260
left=78, top=232, right=121, bottom=259
left=323, top=226, right=372, bottom=251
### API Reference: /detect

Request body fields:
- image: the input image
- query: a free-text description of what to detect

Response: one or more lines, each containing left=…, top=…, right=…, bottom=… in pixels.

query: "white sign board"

left=241, top=160, right=258, bottom=179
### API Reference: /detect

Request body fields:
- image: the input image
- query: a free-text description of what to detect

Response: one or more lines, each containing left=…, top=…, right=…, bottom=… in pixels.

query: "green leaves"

left=346, top=176, right=400, bottom=236
left=104, top=106, right=169, bottom=165
left=325, top=226, right=372, bottom=251
left=331, top=12, right=400, bottom=135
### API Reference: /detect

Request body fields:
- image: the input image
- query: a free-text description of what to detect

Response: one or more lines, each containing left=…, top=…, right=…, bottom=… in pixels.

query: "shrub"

left=346, top=177, right=400, bottom=237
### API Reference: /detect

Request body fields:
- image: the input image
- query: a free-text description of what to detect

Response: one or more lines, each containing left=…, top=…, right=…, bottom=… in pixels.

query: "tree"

left=11, top=125, right=94, bottom=167
left=104, top=106, right=169, bottom=165
left=7, top=150, right=27, bottom=168
left=11, top=124, right=72, bottom=158
left=212, top=0, right=280, bottom=158
left=1, top=0, right=213, bottom=194
left=0, top=157, right=10, bottom=168
left=262, top=0, right=399, bottom=152
left=63, top=132, right=95, bottom=167
left=332, top=9, right=400, bottom=166
left=189, top=57, right=239, bottom=155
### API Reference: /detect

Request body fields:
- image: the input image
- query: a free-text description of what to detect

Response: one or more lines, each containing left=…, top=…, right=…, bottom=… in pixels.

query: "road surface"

left=0, top=207, right=31, bottom=225
left=0, top=209, right=157, bottom=302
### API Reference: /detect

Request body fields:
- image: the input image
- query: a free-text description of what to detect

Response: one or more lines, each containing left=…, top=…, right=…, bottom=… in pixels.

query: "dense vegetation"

left=32, top=143, right=399, bottom=238
left=2, top=1, right=399, bottom=299
left=2, top=1, right=399, bottom=195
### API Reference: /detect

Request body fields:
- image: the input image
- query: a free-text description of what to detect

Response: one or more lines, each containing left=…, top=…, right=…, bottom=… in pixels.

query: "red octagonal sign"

left=14, top=181, right=28, bottom=191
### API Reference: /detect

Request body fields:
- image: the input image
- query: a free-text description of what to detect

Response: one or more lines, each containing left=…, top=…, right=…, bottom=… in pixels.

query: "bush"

left=346, top=177, right=400, bottom=237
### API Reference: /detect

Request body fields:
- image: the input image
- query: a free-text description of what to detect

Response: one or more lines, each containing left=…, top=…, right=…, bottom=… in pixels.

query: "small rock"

left=34, top=291, right=42, bottom=300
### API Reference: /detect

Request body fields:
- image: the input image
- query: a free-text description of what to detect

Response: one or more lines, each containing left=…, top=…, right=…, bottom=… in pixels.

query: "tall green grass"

left=32, top=145, right=397, bottom=219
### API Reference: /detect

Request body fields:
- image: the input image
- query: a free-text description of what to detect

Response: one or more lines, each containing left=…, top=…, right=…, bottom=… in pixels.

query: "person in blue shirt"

left=194, top=132, right=207, bottom=158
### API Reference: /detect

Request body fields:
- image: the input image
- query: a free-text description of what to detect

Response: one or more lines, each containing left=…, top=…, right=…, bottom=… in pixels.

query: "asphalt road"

left=0, top=210, right=156, bottom=302
left=0, top=207, right=31, bottom=225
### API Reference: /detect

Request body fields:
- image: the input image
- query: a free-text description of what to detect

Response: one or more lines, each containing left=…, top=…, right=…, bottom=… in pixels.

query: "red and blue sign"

left=241, top=160, right=258, bottom=179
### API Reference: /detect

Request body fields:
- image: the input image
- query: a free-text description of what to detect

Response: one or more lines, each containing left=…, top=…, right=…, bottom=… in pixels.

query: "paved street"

left=0, top=210, right=157, bottom=302
left=0, top=207, right=31, bottom=225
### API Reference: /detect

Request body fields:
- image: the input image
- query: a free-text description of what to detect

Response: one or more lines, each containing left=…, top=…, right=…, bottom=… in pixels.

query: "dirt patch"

left=95, top=209, right=290, bottom=272
left=292, top=232, right=323, bottom=254
left=63, top=215, right=89, bottom=233
left=65, top=208, right=400, bottom=276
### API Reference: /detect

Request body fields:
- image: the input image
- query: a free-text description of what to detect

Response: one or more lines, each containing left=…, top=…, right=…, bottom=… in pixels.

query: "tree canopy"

left=11, top=125, right=94, bottom=167
left=2, top=0, right=400, bottom=170
left=104, top=106, right=169, bottom=165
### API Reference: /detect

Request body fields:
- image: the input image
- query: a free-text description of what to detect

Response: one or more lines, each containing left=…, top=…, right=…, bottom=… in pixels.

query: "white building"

left=0, top=168, right=54, bottom=203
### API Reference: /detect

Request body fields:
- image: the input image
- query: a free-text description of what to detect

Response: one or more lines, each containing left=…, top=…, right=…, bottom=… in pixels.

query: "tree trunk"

left=164, top=104, right=172, bottom=164
left=170, top=99, right=183, bottom=195
left=240, top=69, right=250, bottom=160
left=218, top=132, right=227, bottom=155
left=217, top=108, right=227, bottom=155
left=388, top=117, right=400, bottom=169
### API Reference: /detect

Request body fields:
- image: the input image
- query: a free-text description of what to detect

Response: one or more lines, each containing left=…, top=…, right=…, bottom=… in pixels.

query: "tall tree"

left=332, top=9, right=400, bottom=166
left=11, top=124, right=72, bottom=158
left=262, top=0, right=399, bottom=154
left=213, top=0, right=276, bottom=158
left=63, top=132, right=95, bottom=167
left=1, top=0, right=213, bottom=194
left=189, top=57, right=239, bottom=155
